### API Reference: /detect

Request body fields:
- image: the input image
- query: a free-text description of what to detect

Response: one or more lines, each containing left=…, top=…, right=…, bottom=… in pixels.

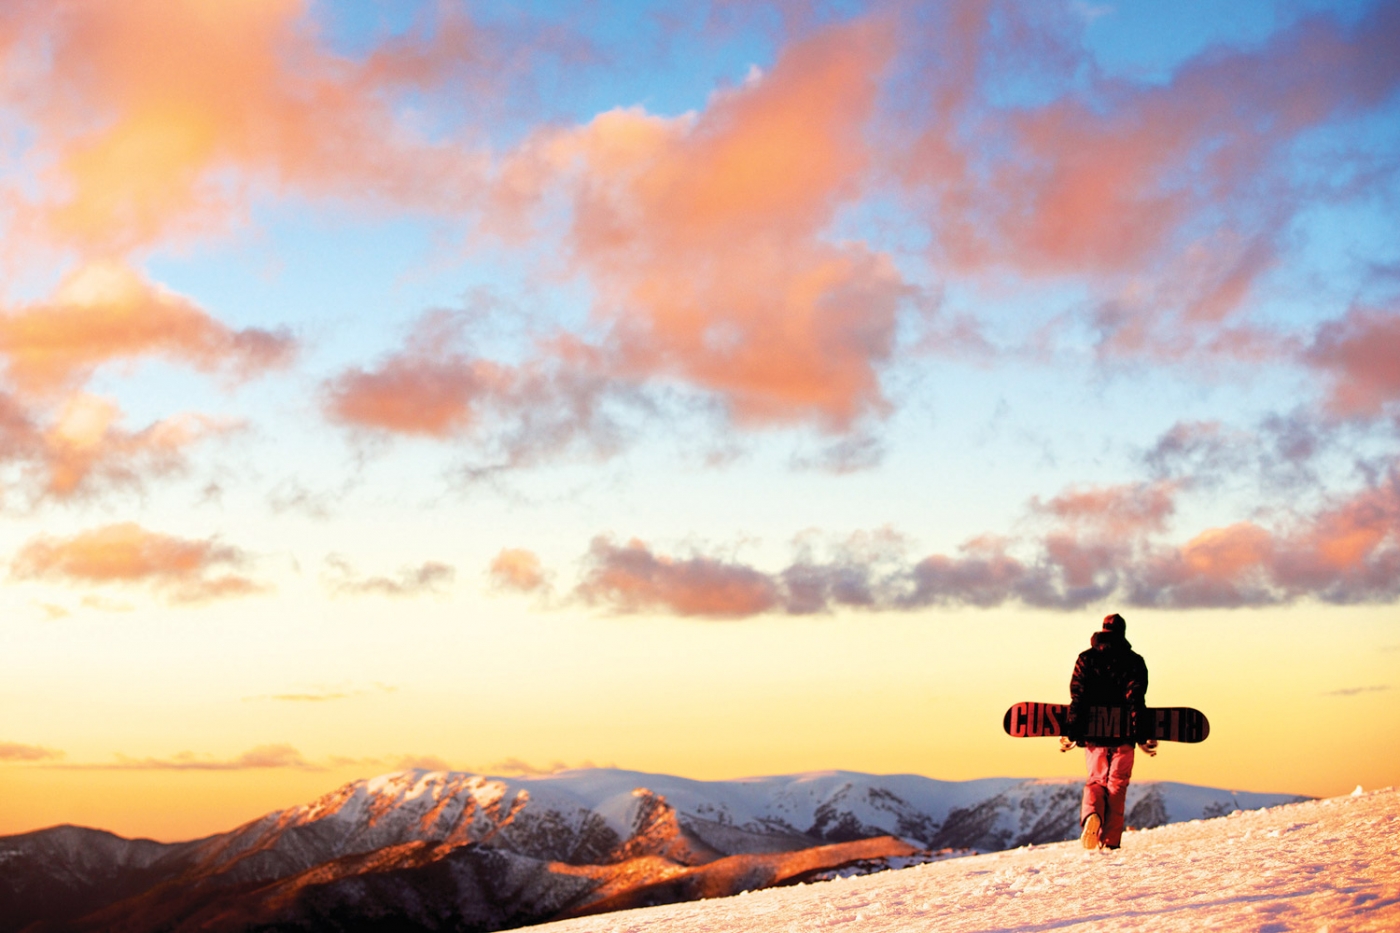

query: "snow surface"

left=532, top=786, right=1400, bottom=933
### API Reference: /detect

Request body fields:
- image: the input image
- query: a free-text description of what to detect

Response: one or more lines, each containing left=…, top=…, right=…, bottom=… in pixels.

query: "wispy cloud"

left=324, top=753, right=457, bottom=773
left=35, top=601, right=69, bottom=620
left=51, top=744, right=316, bottom=771
left=474, top=757, right=605, bottom=777
left=1321, top=685, right=1390, bottom=697
left=50, top=745, right=458, bottom=774
left=0, top=741, right=64, bottom=762
left=324, top=555, right=455, bottom=598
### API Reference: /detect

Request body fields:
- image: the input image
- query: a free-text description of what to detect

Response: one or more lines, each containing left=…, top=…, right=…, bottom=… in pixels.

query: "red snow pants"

left=1082, top=744, right=1135, bottom=847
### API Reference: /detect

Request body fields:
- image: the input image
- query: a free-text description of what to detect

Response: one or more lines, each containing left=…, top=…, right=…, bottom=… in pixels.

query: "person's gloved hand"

left=1059, top=736, right=1077, bottom=753
left=1138, top=739, right=1158, bottom=757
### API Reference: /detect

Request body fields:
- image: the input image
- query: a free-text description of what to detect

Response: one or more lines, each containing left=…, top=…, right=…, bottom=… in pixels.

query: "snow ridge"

left=253, top=767, right=1303, bottom=856
left=530, top=786, right=1400, bottom=933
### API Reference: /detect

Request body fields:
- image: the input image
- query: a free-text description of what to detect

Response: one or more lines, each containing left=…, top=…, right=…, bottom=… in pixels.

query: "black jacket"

left=1067, top=630, right=1148, bottom=743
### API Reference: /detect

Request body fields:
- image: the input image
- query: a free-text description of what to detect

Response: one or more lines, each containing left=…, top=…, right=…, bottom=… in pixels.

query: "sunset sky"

left=1, top=0, right=1398, bottom=843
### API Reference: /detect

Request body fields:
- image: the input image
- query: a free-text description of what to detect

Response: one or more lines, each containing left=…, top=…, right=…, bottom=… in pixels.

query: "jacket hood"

left=1091, top=630, right=1133, bottom=651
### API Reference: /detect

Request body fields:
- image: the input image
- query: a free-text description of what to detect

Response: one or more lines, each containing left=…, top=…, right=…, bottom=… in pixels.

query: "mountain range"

left=0, top=768, right=1306, bottom=932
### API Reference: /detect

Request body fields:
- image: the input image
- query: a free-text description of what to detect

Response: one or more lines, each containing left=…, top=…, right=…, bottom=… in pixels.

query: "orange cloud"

left=0, top=261, right=293, bottom=395
left=34, top=393, right=234, bottom=499
left=0, top=388, right=234, bottom=504
left=0, top=260, right=284, bottom=506
left=1181, top=524, right=1275, bottom=578
left=330, top=19, right=912, bottom=447
left=489, top=548, right=548, bottom=593
left=500, top=18, right=907, bottom=430
left=4, top=0, right=493, bottom=254
left=10, top=522, right=266, bottom=603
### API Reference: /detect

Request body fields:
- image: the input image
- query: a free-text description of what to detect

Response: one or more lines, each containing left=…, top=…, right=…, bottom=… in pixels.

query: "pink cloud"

left=576, top=537, right=780, bottom=618
left=904, top=2, right=1400, bottom=357
left=1306, top=307, right=1400, bottom=417
left=1032, top=481, right=1178, bottom=537
left=0, top=741, right=63, bottom=762
left=502, top=463, right=1400, bottom=617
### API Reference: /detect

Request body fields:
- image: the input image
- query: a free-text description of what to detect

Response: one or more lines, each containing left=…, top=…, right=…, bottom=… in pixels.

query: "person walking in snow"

left=1062, top=613, right=1157, bottom=850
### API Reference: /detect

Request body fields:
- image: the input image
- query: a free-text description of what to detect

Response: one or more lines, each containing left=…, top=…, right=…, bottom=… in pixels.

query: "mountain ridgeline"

left=0, top=768, right=1305, bottom=932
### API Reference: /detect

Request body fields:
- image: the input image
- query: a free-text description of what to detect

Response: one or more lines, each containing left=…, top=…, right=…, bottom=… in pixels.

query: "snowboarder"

left=1061, top=612, right=1157, bottom=850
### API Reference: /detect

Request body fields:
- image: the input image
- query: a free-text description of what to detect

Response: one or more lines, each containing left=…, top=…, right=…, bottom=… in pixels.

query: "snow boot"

left=1080, top=813, right=1102, bottom=850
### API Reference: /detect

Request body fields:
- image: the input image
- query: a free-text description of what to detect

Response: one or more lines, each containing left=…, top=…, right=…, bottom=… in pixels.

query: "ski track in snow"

left=534, top=787, right=1400, bottom=933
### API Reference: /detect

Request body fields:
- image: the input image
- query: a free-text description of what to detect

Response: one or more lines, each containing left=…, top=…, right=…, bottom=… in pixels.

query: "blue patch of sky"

left=145, top=207, right=448, bottom=360
left=828, top=192, right=932, bottom=260
left=977, top=5, right=1090, bottom=110
left=933, top=276, right=1095, bottom=354
left=1264, top=198, right=1400, bottom=325
left=314, top=1, right=788, bottom=157
left=499, top=1, right=779, bottom=125
left=1077, top=0, right=1370, bottom=85
left=1245, top=107, right=1400, bottom=325
left=311, top=0, right=432, bottom=56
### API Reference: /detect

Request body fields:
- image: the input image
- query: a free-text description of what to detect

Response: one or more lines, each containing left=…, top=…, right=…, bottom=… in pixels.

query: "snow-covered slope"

left=530, top=786, right=1400, bottom=933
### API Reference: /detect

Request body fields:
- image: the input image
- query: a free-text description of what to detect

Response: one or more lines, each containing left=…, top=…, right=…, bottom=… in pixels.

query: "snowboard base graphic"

left=1002, top=702, right=1209, bottom=743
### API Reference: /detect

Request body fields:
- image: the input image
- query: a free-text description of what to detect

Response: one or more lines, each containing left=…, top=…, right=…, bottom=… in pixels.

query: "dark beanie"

left=1102, top=613, right=1126, bottom=634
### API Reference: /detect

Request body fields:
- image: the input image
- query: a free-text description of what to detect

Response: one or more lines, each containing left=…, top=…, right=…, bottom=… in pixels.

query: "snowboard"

left=1002, top=701, right=1209, bottom=743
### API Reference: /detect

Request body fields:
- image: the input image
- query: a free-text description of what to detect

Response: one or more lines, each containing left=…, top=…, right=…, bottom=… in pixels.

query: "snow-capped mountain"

left=528, top=787, right=1400, bottom=933
left=0, top=768, right=1306, bottom=932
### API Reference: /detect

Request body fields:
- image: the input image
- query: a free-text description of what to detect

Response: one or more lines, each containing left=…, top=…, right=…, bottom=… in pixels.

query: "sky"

left=0, top=0, right=1397, bottom=843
